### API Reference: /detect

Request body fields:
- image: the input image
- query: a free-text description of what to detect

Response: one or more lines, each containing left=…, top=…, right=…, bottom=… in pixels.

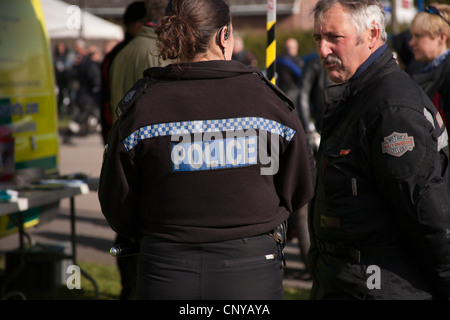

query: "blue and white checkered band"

left=122, top=117, right=296, bottom=151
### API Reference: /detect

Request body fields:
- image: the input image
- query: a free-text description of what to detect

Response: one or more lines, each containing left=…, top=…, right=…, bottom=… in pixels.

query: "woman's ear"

left=217, top=24, right=229, bottom=49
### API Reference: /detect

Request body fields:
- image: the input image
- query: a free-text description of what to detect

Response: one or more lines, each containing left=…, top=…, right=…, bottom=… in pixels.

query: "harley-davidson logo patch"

left=381, top=132, right=415, bottom=157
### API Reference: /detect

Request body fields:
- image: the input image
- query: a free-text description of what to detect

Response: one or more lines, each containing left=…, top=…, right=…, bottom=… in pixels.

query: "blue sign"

left=171, top=136, right=258, bottom=172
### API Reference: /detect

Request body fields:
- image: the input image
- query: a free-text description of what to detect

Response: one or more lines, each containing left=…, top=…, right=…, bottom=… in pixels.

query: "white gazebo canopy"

left=41, top=0, right=124, bottom=40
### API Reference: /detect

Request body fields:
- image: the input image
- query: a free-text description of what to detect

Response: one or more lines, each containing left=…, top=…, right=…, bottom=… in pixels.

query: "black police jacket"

left=98, top=60, right=313, bottom=244
left=308, top=47, right=450, bottom=299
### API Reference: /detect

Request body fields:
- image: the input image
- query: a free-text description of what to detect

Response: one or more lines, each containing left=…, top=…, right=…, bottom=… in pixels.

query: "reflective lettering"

left=171, top=135, right=257, bottom=172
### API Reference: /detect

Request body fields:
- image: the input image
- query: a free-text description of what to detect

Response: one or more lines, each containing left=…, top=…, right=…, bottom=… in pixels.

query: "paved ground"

left=0, top=133, right=312, bottom=291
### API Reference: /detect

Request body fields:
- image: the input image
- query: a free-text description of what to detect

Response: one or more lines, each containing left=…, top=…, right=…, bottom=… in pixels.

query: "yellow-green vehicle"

left=0, top=0, right=59, bottom=236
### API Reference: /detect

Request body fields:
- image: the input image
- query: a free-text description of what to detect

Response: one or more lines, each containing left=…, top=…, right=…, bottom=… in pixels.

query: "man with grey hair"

left=307, top=0, right=450, bottom=299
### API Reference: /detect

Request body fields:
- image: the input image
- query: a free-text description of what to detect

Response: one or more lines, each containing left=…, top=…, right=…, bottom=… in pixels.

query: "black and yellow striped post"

left=266, top=0, right=277, bottom=84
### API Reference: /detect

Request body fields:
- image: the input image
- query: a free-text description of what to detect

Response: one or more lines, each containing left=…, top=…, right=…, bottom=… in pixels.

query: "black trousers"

left=136, top=234, right=284, bottom=300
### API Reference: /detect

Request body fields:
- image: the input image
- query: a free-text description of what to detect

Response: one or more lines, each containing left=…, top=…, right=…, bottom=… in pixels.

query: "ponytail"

left=155, top=0, right=230, bottom=62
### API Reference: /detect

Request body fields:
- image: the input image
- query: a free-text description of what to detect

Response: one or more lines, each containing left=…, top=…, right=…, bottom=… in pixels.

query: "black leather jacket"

left=297, top=54, right=333, bottom=135
left=308, top=47, right=450, bottom=299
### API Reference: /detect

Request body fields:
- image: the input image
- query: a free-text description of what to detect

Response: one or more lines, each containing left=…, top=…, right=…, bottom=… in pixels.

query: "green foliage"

left=284, top=287, right=311, bottom=300
left=78, top=262, right=121, bottom=300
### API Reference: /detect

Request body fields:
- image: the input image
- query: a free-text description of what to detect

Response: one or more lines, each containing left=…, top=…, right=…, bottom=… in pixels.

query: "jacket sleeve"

left=372, top=104, right=450, bottom=297
left=274, top=110, right=315, bottom=214
left=98, top=118, right=141, bottom=239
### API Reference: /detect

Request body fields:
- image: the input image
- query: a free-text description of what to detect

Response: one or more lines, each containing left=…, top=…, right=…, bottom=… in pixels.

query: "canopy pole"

left=266, top=0, right=276, bottom=84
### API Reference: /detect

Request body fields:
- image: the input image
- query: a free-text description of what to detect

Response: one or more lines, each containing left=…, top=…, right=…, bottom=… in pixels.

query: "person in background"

left=276, top=38, right=304, bottom=109
left=297, top=52, right=332, bottom=153
left=276, top=39, right=314, bottom=280
left=109, top=0, right=170, bottom=123
left=99, top=1, right=147, bottom=300
left=409, top=3, right=450, bottom=130
left=64, top=39, right=102, bottom=145
left=106, top=2, right=168, bottom=297
left=99, top=0, right=313, bottom=300
left=308, top=0, right=450, bottom=299
left=231, top=34, right=248, bottom=62
left=289, top=51, right=332, bottom=280
left=390, top=29, right=425, bottom=76
left=101, top=2, right=147, bottom=145
left=53, top=41, right=75, bottom=118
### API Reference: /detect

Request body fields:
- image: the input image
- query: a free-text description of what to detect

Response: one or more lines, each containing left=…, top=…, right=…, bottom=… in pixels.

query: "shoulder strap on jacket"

left=116, top=77, right=148, bottom=118
left=255, top=72, right=295, bottom=111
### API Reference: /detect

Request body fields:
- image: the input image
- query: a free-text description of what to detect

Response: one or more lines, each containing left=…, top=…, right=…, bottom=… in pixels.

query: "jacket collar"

left=144, top=60, right=295, bottom=110
left=144, top=60, right=259, bottom=80
left=351, top=44, right=388, bottom=80
left=139, top=24, right=158, bottom=39
left=412, top=50, right=450, bottom=97
left=423, top=48, right=450, bottom=72
left=324, top=46, right=396, bottom=104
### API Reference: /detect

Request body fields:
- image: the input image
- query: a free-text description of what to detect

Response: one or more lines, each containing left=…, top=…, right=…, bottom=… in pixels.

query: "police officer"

left=308, top=0, right=450, bottom=299
left=98, top=0, right=313, bottom=300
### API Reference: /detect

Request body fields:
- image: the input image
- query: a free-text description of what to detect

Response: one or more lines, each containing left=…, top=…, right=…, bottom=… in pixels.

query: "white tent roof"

left=41, top=0, right=124, bottom=40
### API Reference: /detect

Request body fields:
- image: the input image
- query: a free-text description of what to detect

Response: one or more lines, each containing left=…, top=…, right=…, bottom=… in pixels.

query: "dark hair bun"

left=155, top=0, right=230, bottom=62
